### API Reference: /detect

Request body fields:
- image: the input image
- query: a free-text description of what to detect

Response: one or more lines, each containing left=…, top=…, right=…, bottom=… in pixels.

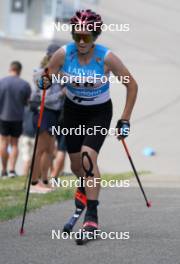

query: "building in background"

left=0, top=0, right=99, bottom=39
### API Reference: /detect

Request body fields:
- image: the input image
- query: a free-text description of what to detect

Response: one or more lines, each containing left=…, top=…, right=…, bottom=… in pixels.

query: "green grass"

left=0, top=172, right=148, bottom=221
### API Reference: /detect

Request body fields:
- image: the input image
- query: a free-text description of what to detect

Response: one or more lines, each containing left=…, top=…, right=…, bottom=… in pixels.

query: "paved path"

left=0, top=174, right=180, bottom=264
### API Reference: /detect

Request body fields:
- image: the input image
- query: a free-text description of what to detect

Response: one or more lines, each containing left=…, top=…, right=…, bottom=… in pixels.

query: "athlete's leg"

left=9, top=137, right=19, bottom=172
left=81, top=145, right=100, bottom=200
left=69, top=152, right=84, bottom=178
left=0, top=135, right=9, bottom=174
left=81, top=145, right=100, bottom=230
left=78, top=102, right=113, bottom=235
left=63, top=152, right=87, bottom=233
left=69, top=152, right=87, bottom=201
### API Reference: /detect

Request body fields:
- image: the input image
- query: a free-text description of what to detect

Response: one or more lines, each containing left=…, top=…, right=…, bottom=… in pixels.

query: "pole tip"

left=19, top=228, right=25, bottom=236
left=147, top=201, right=152, bottom=208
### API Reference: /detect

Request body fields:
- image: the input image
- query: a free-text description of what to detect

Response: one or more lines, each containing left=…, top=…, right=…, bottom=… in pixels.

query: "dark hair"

left=10, top=61, right=22, bottom=74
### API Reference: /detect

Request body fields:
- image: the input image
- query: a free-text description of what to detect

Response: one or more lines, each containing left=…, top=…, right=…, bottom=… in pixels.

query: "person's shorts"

left=56, top=133, right=67, bottom=152
left=0, top=120, right=22, bottom=138
left=21, top=136, right=35, bottom=161
left=33, top=108, right=60, bottom=135
left=63, top=97, right=113, bottom=154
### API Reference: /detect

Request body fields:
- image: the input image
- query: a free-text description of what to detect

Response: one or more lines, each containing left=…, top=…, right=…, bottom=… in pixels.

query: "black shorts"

left=0, top=120, right=22, bottom=138
left=63, top=98, right=113, bottom=154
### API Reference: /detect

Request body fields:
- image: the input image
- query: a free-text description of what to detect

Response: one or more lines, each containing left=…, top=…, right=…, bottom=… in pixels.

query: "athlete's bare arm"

left=105, top=52, right=138, bottom=120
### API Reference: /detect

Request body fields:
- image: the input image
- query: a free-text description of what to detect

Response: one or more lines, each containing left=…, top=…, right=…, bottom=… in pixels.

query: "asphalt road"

left=0, top=175, right=180, bottom=264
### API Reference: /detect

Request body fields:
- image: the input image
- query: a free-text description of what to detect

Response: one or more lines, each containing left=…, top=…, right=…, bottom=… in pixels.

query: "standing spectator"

left=30, top=44, right=65, bottom=193
left=0, top=61, right=31, bottom=178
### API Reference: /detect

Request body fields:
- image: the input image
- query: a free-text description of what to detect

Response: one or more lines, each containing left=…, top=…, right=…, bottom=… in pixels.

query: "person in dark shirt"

left=0, top=61, right=31, bottom=178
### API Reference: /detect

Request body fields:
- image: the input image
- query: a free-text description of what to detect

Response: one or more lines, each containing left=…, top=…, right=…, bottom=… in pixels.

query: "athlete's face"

left=73, top=30, right=94, bottom=54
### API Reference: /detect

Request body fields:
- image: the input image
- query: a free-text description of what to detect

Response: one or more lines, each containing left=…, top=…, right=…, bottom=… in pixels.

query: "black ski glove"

left=38, top=68, right=52, bottom=90
left=116, top=119, right=130, bottom=140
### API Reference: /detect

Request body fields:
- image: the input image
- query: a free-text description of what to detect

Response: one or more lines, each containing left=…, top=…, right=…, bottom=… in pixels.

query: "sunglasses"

left=72, top=33, right=94, bottom=43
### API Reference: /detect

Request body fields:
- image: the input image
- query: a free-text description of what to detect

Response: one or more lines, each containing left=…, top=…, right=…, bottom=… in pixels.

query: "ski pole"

left=121, top=138, right=151, bottom=208
left=19, top=70, right=49, bottom=235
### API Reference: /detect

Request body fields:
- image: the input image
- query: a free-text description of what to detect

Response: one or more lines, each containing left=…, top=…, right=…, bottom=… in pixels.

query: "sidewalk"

left=0, top=176, right=180, bottom=264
